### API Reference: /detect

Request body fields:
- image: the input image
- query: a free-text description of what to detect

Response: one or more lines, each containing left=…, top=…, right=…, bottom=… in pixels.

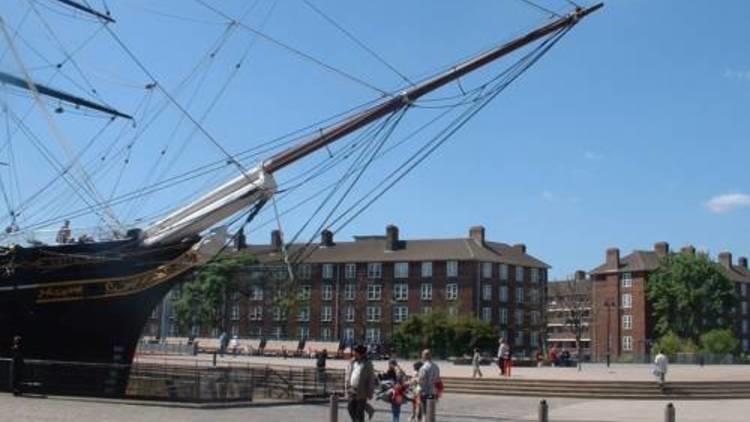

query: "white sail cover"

left=142, top=166, right=276, bottom=246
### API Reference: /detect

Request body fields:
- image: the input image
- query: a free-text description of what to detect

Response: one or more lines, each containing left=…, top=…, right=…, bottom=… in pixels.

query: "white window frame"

left=343, top=328, right=354, bottom=341
left=447, top=261, right=458, bottom=278
left=516, top=287, right=524, bottom=304
left=531, top=268, right=540, bottom=284
left=230, top=324, right=239, bottom=336
left=499, top=285, right=508, bottom=302
left=322, top=263, right=334, bottom=280
left=481, top=307, right=492, bottom=322
left=344, top=283, right=355, bottom=301
left=299, top=285, right=311, bottom=301
left=622, top=272, right=633, bottom=288
left=743, top=301, right=748, bottom=315
left=298, top=264, right=312, bottom=280
left=321, top=327, right=332, bottom=341
left=515, top=266, right=524, bottom=282
left=298, top=326, right=309, bottom=340
left=231, top=304, right=240, bottom=321
left=622, top=293, right=632, bottom=309
left=272, top=326, right=283, bottom=339
left=515, top=331, right=524, bottom=347
left=421, top=261, right=433, bottom=278
left=446, top=283, right=458, bottom=301
left=366, top=306, right=382, bottom=322
left=298, top=306, right=310, bottom=322
left=420, top=283, right=433, bottom=301
left=321, top=305, right=333, bottom=322
left=623, top=314, right=632, bottom=330
left=499, top=308, right=509, bottom=324
left=393, top=283, right=408, bottom=301
left=499, top=264, right=509, bottom=280
left=622, top=335, right=633, bottom=351
left=322, top=284, right=333, bottom=301
left=365, top=328, right=381, bottom=344
left=482, top=284, right=492, bottom=301
left=273, top=307, right=287, bottom=322
left=249, top=305, right=263, bottom=321
left=394, top=306, right=409, bottom=322
left=250, top=285, right=264, bottom=301
left=367, top=262, right=382, bottom=279
left=530, top=311, right=540, bottom=325
left=394, top=262, right=409, bottom=279
left=367, top=284, right=382, bottom=301
left=515, top=309, right=524, bottom=325
left=530, top=332, right=539, bottom=348
left=345, top=263, right=357, bottom=280
left=345, top=306, right=355, bottom=322
left=482, top=262, right=493, bottom=278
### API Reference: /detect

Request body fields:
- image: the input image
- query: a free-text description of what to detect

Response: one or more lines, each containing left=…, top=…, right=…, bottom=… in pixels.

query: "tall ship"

left=0, top=0, right=601, bottom=392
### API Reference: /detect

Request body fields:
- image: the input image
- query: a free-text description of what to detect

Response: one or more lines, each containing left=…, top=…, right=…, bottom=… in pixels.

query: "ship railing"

left=0, top=225, right=136, bottom=247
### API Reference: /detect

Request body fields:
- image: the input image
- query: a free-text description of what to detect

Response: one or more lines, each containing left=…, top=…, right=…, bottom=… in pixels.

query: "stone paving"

left=2, top=392, right=750, bottom=422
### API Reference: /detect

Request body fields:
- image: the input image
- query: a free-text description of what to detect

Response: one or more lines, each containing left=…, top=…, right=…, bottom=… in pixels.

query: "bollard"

left=665, top=402, right=675, bottom=422
left=329, top=394, right=338, bottom=422
left=538, top=399, right=549, bottom=422
left=426, top=398, right=437, bottom=422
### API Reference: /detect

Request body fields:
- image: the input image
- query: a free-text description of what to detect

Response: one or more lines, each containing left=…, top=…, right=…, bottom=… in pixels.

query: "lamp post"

left=604, top=299, right=616, bottom=368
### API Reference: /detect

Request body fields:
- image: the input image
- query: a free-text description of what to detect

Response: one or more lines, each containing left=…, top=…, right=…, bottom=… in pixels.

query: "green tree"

left=393, top=311, right=497, bottom=359
left=647, top=253, right=737, bottom=341
left=700, top=329, right=739, bottom=355
left=653, top=331, right=697, bottom=360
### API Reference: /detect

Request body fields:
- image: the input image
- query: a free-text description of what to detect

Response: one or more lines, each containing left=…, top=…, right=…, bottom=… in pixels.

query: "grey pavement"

left=3, top=392, right=750, bottom=422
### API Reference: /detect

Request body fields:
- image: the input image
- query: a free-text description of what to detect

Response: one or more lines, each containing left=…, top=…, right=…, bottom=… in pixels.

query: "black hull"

left=0, top=236, right=200, bottom=395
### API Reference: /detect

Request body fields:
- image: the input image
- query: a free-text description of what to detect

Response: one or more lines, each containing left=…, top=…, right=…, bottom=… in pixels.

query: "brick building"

left=589, top=242, right=750, bottom=361
left=145, top=225, right=550, bottom=355
left=546, top=271, right=592, bottom=359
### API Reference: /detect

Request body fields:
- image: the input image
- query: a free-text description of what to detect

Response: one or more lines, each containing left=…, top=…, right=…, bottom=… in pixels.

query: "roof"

left=546, top=279, right=592, bottom=297
left=720, top=264, right=750, bottom=283
left=590, top=250, right=660, bottom=275
left=240, top=237, right=550, bottom=269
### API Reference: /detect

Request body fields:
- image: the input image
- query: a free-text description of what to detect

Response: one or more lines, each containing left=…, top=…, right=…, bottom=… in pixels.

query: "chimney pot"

left=739, top=257, right=748, bottom=269
left=321, top=229, right=334, bottom=247
left=719, top=251, right=733, bottom=269
left=680, top=245, right=696, bottom=256
left=654, top=241, right=669, bottom=258
left=574, top=270, right=586, bottom=281
left=606, top=248, right=620, bottom=270
left=385, top=224, right=399, bottom=251
left=469, top=226, right=485, bottom=246
left=271, top=230, right=282, bottom=251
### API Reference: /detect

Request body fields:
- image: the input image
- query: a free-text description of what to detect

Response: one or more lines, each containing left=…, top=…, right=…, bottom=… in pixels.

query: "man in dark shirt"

left=316, top=349, right=328, bottom=392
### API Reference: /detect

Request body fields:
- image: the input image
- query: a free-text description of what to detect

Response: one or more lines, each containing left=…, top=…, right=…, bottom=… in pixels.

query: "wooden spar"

left=54, top=0, right=115, bottom=23
left=263, top=3, right=603, bottom=174
left=0, top=71, right=132, bottom=119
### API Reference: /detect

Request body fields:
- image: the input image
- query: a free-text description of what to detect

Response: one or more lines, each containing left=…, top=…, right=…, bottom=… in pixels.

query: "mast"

left=263, top=3, right=603, bottom=173
left=53, top=0, right=116, bottom=24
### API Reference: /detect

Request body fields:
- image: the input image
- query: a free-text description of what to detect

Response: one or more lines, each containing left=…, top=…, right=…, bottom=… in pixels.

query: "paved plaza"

left=2, top=392, right=750, bottom=422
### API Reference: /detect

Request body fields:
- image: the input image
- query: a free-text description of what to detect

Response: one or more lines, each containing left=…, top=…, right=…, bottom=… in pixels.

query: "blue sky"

left=1, top=0, right=749, bottom=278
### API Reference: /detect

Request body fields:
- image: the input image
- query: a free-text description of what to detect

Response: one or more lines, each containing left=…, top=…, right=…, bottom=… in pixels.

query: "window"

left=515, top=266, right=524, bottom=282
left=345, top=263, right=357, bottom=280
left=345, top=306, right=355, bottom=322
left=367, top=284, right=382, bottom=301
left=515, top=331, right=524, bottom=347
left=394, top=306, right=409, bottom=322
left=744, top=339, right=749, bottom=352
left=249, top=305, right=263, bottom=321
left=298, top=326, right=309, bottom=340
left=622, top=293, right=632, bottom=309
left=344, top=283, right=355, bottom=301
left=499, top=308, right=509, bottom=324
left=516, top=288, right=524, bottom=304
left=298, top=306, right=310, bottom=322
left=482, top=262, right=493, bottom=278
left=250, top=285, right=264, bottom=301
left=530, top=332, right=539, bottom=348
left=365, top=328, right=381, bottom=344
left=322, top=263, right=334, bottom=279
left=531, top=268, right=540, bottom=284
left=231, top=304, right=240, bottom=321
left=298, top=264, right=312, bottom=280
left=272, top=307, right=287, bottom=321
left=499, top=286, right=508, bottom=302
left=343, top=328, right=354, bottom=341
left=742, top=284, right=748, bottom=296
left=621, top=272, right=632, bottom=288
left=231, top=324, right=239, bottom=336
left=394, top=262, right=409, bottom=279
left=321, top=327, right=332, bottom=341
left=393, top=283, right=408, bottom=301
left=367, top=262, right=382, bottom=279
left=446, top=283, right=458, bottom=300
left=743, top=302, right=748, bottom=315
left=482, top=284, right=492, bottom=301
left=530, top=311, right=540, bottom=325
left=622, top=336, right=633, bottom=351
left=422, top=306, right=432, bottom=314
left=299, top=285, right=311, bottom=300
left=529, top=288, right=539, bottom=304
left=743, top=320, right=748, bottom=335
left=515, top=309, right=524, bottom=325
left=272, top=326, right=284, bottom=339
left=421, top=262, right=433, bottom=278
left=481, top=307, right=492, bottom=322
left=499, top=264, right=509, bottom=280
left=322, top=284, right=333, bottom=301
left=366, top=306, right=382, bottom=322
left=421, top=283, right=433, bottom=300
left=623, top=314, right=632, bottom=330
left=447, top=261, right=458, bottom=278
left=321, top=306, right=332, bottom=322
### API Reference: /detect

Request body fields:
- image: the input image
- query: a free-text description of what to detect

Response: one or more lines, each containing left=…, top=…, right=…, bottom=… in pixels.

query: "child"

left=471, top=348, right=483, bottom=378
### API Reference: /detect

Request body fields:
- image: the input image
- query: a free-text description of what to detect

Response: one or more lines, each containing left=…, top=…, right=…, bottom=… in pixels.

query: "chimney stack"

left=514, top=244, right=527, bottom=254
left=654, top=241, right=669, bottom=258
left=320, top=229, right=334, bottom=247
left=271, top=229, right=282, bottom=251
left=718, top=251, right=733, bottom=269
left=681, top=245, right=696, bottom=256
left=385, top=224, right=399, bottom=251
left=574, top=270, right=586, bottom=281
left=469, top=226, right=485, bottom=246
left=739, top=257, right=748, bottom=270
left=606, top=248, right=620, bottom=270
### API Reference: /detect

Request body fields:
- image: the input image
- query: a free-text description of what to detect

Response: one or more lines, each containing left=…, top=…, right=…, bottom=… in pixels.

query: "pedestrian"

left=535, top=349, right=544, bottom=367
left=653, top=350, right=668, bottom=389
left=218, top=331, right=228, bottom=357
left=317, top=349, right=328, bottom=392
left=561, top=348, right=571, bottom=367
left=11, top=335, right=24, bottom=396
left=382, top=359, right=406, bottom=422
left=497, top=339, right=508, bottom=376
left=503, top=344, right=512, bottom=377
left=471, top=348, right=483, bottom=378
left=229, top=335, right=239, bottom=357
left=417, top=349, right=442, bottom=419
left=410, top=361, right=424, bottom=422
left=345, top=344, right=377, bottom=422
left=548, top=346, right=558, bottom=367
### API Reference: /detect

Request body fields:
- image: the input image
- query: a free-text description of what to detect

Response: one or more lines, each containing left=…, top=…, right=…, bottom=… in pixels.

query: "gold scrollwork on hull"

left=35, top=251, right=198, bottom=304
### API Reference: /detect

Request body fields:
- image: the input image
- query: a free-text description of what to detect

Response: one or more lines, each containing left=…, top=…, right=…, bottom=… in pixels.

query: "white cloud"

left=724, top=68, right=750, bottom=81
left=584, top=151, right=602, bottom=160
left=706, top=193, right=750, bottom=214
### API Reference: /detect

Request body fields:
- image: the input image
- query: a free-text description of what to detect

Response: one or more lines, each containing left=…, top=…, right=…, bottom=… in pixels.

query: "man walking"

left=345, top=344, right=376, bottom=422
left=497, top=339, right=509, bottom=376
left=653, top=350, right=669, bottom=389
left=316, top=349, right=328, bottom=392
left=471, top=348, right=482, bottom=378
left=417, top=349, right=442, bottom=419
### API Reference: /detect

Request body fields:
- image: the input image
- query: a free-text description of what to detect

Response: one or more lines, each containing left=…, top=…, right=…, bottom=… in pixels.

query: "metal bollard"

left=329, top=394, right=338, bottom=422
left=665, top=403, right=675, bottom=422
left=426, top=398, right=437, bottom=422
left=538, top=399, right=549, bottom=422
